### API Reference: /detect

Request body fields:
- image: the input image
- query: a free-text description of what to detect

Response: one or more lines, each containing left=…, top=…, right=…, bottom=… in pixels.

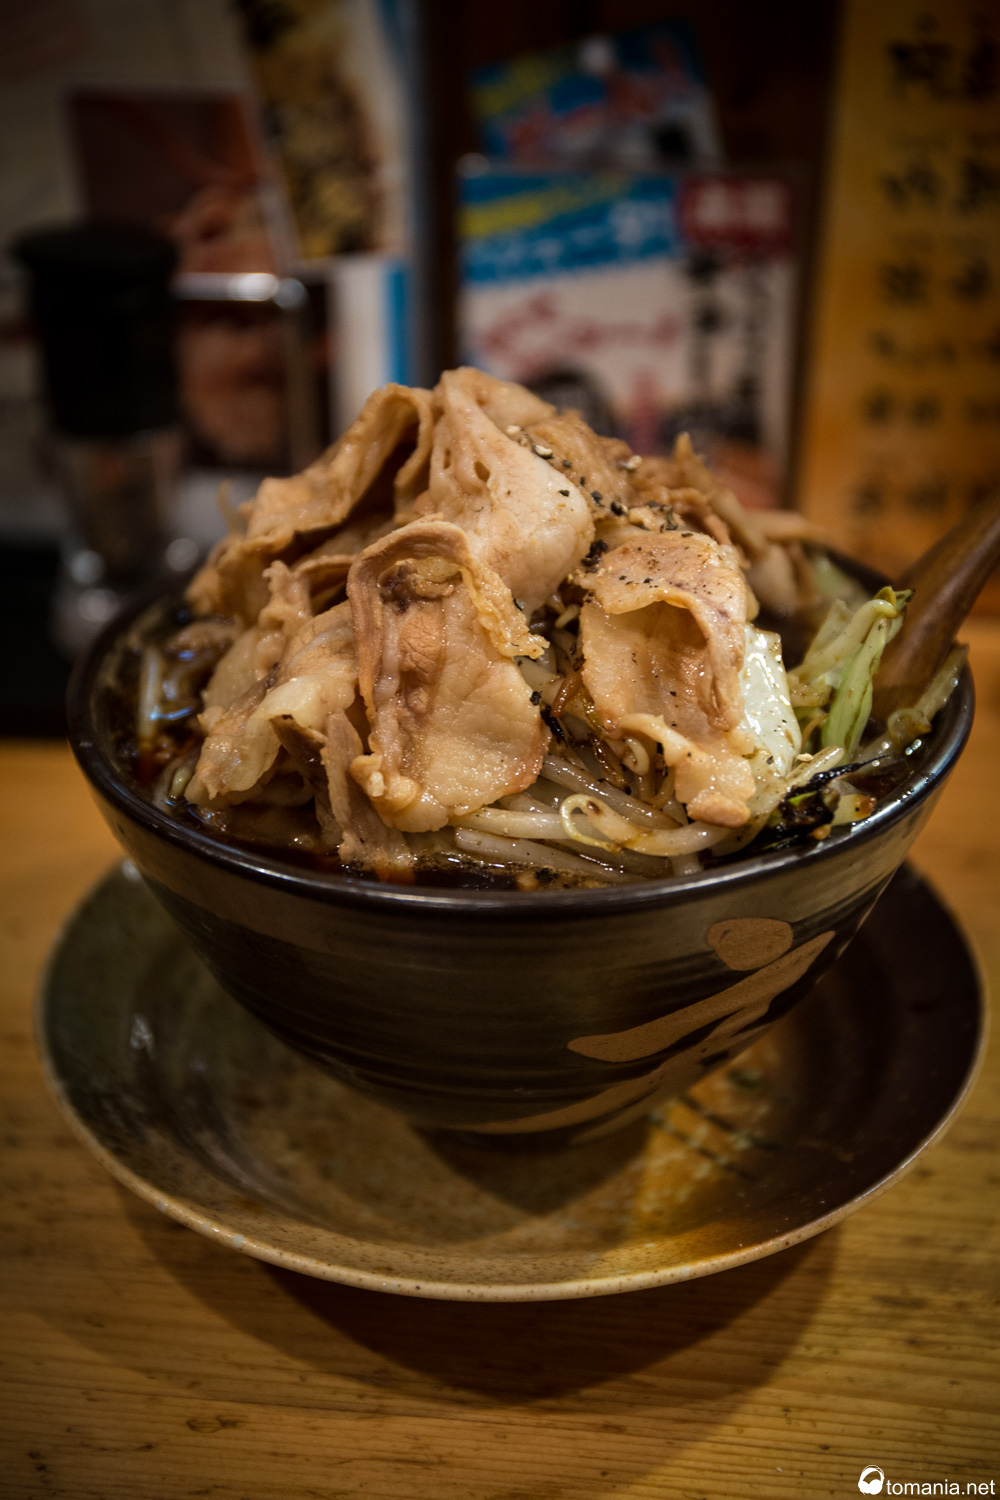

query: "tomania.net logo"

left=859, top=1469, right=996, bottom=1496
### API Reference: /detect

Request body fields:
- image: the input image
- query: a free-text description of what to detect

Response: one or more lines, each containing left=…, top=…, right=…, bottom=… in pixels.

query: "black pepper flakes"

left=610, top=500, right=627, bottom=517
left=558, top=489, right=569, bottom=496
left=591, top=490, right=603, bottom=502
left=530, top=690, right=542, bottom=705
left=541, top=705, right=565, bottom=741
left=581, top=538, right=609, bottom=570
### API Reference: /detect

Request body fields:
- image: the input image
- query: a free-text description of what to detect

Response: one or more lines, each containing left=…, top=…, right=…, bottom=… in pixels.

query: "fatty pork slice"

left=633, top=435, right=803, bottom=616
left=436, top=366, right=630, bottom=514
left=580, top=531, right=757, bottom=828
left=189, top=382, right=435, bottom=624
left=522, top=410, right=636, bottom=519
left=186, top=561, right=315, bottom=803
left=348, top=519, right=547, bottom=832
left=323, top=713, right=413, bottom=875
left=423, top=368, right=594, bottom=613
left=193, top=593, right=413, bottom=873
left=271, top=710, right=413, bottom=878
left=187, top=590, right=357, bottom=806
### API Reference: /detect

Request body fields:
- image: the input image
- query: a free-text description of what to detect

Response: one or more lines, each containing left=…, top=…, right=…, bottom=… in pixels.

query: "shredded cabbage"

left=740, top=624, right=801, bottom=775
left=789, top=587, right=911, bottom=758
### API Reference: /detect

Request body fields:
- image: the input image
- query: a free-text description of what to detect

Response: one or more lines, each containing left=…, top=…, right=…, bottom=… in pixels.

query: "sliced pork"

left=422, top=368, right=594, bottom=612
left=580, top=530, right=757, bottom=827
left=322, top=711, right=413, bottom=875
left=165, top=370, right=842, bottom=883
left=189, top=383, right=435, bottom=623
left=347, top=519, right=547, bottom=831
left=188, top=587, right=357, bottom=806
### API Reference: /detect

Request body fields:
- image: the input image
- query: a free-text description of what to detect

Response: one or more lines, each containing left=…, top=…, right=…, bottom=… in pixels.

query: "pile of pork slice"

left=184, top=367, right=811, bottom=876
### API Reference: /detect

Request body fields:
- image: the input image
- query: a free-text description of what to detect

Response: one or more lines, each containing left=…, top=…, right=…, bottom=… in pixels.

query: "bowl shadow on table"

left=120, top=1185, right=838, bottom=1411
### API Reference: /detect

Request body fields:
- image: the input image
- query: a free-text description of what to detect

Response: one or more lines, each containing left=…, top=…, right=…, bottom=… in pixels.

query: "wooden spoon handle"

left=873, top=490, right=1000, bottom=720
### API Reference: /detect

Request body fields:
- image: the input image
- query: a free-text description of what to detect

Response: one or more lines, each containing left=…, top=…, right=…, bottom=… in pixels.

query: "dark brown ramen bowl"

left=67, top=586, right=974, bottom=1145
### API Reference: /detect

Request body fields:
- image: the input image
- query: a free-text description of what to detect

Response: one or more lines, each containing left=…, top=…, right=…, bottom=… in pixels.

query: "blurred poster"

left=459, top=168, right=796, bottom=510
left=234, top=0, right=420, bottom=423
left=70, top=91, right=286, bottom=275
left=470, top=23, right=722, bottom=170
left=69, top=89, right=326, bottom=471
left=235, top=0, right=412, bottom=259
left=798, top=0, right=1000, bottom=605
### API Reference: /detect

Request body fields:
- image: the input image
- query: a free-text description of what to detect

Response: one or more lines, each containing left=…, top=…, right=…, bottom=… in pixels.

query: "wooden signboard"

left=799, top=0, right=1000, bottom=606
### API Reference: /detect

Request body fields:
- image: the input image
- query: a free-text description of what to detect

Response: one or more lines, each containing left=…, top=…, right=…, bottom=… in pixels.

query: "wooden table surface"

left=2, top=624, right=999, bottom=1500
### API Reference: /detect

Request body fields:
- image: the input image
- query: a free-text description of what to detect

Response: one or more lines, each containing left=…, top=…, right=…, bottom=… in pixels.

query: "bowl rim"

left=67, top=579, right=976, bottom=919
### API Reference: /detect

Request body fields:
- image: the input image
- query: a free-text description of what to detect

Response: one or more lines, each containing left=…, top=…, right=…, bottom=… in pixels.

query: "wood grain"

left=1, top=624, right=999, bottom=1499
left=874, top=492, right=1000, bottom=719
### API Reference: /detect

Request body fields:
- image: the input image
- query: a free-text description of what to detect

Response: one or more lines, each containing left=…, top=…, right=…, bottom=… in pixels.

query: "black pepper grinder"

left=14, top=222, right=185, bottom=651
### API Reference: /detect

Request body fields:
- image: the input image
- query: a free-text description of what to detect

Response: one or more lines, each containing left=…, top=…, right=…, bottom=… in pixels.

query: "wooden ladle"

left=872, top=489, right=1000, bottom=721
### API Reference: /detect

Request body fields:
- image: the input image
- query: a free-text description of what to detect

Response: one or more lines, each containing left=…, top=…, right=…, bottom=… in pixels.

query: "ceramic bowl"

left=67, top=587, right=974, bottom=1145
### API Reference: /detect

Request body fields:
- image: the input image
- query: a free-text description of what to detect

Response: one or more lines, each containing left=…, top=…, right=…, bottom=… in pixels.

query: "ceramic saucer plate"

left=37, top=863, right=985, bottom=1302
